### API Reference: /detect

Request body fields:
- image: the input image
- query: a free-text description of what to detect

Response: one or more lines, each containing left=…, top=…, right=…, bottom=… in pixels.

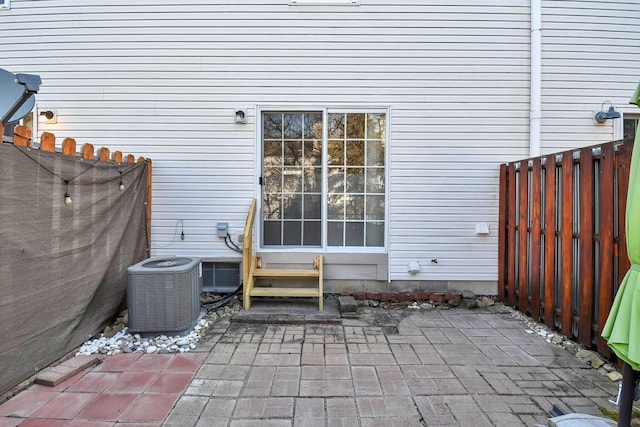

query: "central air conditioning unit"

left=127, top=257, right=202, bottom=334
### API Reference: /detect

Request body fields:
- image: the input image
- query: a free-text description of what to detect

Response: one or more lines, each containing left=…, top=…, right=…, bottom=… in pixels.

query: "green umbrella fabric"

left=602, top=87, right=640, bottom=370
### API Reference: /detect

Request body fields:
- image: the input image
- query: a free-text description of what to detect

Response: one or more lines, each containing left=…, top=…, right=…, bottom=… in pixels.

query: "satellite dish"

left=0, top=68, right=40, bottom=125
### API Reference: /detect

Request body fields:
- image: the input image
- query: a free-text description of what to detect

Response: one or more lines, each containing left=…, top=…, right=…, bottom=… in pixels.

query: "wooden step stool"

left=242, top=198, right=324, bottom=311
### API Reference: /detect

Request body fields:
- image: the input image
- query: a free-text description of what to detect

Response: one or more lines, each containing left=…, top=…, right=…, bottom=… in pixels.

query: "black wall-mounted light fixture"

left=38, top=109, right=57, bottom=124
left=594, top=101, right=621, bottom=123
left=40, top=110, right=54, bottom=120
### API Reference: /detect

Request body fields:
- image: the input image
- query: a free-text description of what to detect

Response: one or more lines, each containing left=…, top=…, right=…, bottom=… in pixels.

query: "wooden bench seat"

left=242, top=198, right=324, bottom=311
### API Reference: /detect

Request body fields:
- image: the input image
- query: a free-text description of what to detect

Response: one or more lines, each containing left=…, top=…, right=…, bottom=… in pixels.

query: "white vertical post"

left=530, top=0, right=542, bottom=158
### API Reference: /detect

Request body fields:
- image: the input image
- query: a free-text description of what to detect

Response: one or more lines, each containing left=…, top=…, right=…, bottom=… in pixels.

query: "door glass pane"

left=304, top=221, right=321, bottom=246
left=283, top=194, right=302, bottom=219
left=304, top=167, right=322, bottom=192
left=367, top=113, right=386, bottom=139
left=346, top=114, right=365, bottom=138
left=305, top=113, right=323, bottom=139
left=327, top=140, right=344, bottom=165
left=327, top=194, right=344, bottom=220
left=345, top=222, right=364, bottom=246
left=367, top=140, right=385, bottom=166
left=346, top=140, right=364, bottom=166
left=346, top=168, right=364, bottom=193
left=304, top=140, right=322, bottom=166
left=263, top=113, right=283, bottom=139
left=283, top=221, right=302, bottom=245
left=264, top=140, right=282, bottom=165
left=284, top=140, right=302, bottom=166
left=283, top=169, right=302, bottom=192
left=263, top=194, right=282, bottom=220
left=304, top=194, right=321, bottom=219
left=283, top=114, right=302, bottom=139
left=328, top=222, right=344, bottom=246
left=263, top=221, right=281, bottom=245
left=345, top=195, right=364, bottom=220
left=366, top=195, right=385, bottom=220
left=328, top=113, right=345, bottom=139
left=327, top=167, right=344, bottom=193
left=366, top=222, right=384, bottom=247
left=262, top=111, right=322, bottom=247
left=264, top=168, right=282, bottom=193
left=366, top=168, right=384, bottom=193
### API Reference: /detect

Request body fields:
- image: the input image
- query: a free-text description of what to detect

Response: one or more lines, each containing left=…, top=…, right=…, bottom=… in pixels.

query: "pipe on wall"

left=530, top=0, right=542, bottom=158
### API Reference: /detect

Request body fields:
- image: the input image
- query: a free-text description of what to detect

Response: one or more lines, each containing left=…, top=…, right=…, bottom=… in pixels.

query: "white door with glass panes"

left=261, top=110, right=386, bottom=249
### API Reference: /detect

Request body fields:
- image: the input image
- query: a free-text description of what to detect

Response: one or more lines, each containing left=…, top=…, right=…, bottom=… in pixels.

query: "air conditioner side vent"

left=202, top=261, right=241, bottom=293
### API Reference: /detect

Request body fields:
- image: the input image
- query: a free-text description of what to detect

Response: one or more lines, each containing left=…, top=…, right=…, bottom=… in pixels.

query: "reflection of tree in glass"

left=346, top=168, right=364, bottom=193
left=284, top=141, right=302, bottom=166
left=263, top=113, right=282, bottom=139
left=347, top=113, right=366, bottom=138
left=345, top=195, right=365, bottom=220
left=328, top=113, right=344, bottom=139
left=283, top=113, right=302, bottom=139
left=263, top=140, right=281, bottom=166
left=263, top=193, right=281, bottom=220
left=366, top=113, right=386, bottom=139
left=347, top=140, right=364, bottom=166
left=305, top=113, right=322, bottom=139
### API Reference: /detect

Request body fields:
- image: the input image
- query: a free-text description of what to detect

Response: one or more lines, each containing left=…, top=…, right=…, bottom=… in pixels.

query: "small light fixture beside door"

left=235, top=109, right=247, bottom=124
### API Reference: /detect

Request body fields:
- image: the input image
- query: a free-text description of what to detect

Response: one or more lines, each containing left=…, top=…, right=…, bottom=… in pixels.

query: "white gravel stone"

left=75, top=299, right=241, bottom=357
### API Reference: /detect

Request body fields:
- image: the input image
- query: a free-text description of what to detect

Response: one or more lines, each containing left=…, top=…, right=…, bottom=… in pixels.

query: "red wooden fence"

left=498, top=138, right=634, bottom=357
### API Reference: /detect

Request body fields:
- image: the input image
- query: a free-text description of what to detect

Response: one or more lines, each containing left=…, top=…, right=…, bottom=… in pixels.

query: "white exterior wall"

left=2, top=0, right=639, bottom=292
left=540, top=0, right=640, bottom=153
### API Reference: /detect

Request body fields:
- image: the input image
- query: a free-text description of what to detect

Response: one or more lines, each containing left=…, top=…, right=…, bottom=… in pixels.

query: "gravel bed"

left=75, top=294, right=241, bottom=356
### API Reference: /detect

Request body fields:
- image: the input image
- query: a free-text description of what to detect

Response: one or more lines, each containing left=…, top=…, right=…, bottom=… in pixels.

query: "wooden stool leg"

left=317, top=256, right=323, bottom=311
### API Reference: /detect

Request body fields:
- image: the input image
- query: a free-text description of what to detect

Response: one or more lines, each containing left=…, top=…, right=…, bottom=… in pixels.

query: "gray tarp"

left=0, top=143, right=148, bottom=394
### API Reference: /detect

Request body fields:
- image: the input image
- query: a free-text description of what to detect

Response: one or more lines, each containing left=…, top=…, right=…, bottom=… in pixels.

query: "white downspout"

left=530, top=0, right=542, bottom=158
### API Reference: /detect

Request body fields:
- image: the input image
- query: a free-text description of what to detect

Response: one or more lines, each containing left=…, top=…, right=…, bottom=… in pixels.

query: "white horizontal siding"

left=2, top=0, right=638, bottom=287
left=540, top=0, right=640, bottom=153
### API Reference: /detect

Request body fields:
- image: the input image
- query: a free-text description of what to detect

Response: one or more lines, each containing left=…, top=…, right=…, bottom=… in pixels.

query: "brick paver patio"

left=0, top=302, right=623, bottom=426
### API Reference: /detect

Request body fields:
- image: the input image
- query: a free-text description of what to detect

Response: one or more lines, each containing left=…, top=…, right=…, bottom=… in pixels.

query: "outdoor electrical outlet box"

left=217, top=223, right=228, bottom=237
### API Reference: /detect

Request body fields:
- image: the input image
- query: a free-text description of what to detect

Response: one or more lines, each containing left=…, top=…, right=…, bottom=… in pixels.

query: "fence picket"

left=13, top=125, right=31, bottom=147
left=82, top=143, right=95, bottom=160
left=498, top=164, right=508, bottom=302
left=530, top=158, right=542, bottom=321
left=543, top=154, right=557, bottom=329
left=560, top=152, right=574, bottom=337
left=40, top=132, right=55, bottom=152
left=62, top=138, right=76, bottom=156
left=506, top=164, right=517, bottom=306
left=578, top=147, right=594, bottom=346
left=617, top=142, right=631, bottom=281
left=597, top=143, right=615, bottom=357
left=518, top=161, right=529, bottom=312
